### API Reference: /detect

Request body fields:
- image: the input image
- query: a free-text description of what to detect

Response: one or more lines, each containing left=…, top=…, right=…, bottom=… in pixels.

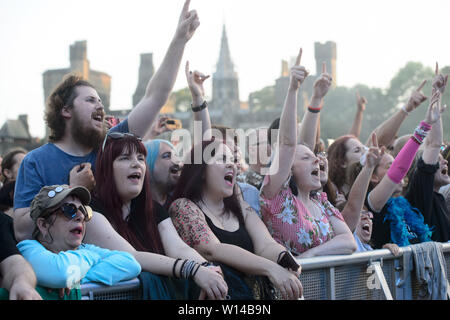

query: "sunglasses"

left=51, top=203, right=93, bottom=222
left=101, top=132, right=142, bottom=152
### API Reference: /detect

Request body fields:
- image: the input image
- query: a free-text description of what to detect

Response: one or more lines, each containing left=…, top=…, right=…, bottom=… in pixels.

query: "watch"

left=191, top=100, right=208, bottom=112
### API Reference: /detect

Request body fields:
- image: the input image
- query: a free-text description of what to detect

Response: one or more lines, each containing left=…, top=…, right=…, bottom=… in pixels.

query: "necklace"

left=200, top=200, right=226, bottom=226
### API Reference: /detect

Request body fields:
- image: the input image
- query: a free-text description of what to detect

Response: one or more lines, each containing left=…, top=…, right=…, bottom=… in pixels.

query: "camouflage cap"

left=30, top=185, right=91, bottom=222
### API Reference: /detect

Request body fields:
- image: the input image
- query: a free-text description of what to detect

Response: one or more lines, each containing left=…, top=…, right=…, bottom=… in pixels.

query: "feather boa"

left=384, top=196, right=433, bottom=247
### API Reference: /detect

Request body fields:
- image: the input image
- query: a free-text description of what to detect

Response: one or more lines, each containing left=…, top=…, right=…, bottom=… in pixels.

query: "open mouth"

left=311, top=168, right=320, bottom=177
left=319, top=164, right=325, bottom=171
left=70, top=226, right=83, bottom=236
left=170, top=165, right=181, bottom=175
left=92, top=112, right=104, bottom=123
left=128, top=172, right=142, bottom=181
left=362, top=224, right=370, bottom=232
left=442, top=167, right=448, bottom=176
left=224, top=172, right=234, bottom=186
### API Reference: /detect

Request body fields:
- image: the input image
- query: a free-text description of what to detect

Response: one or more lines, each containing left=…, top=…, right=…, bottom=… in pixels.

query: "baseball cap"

left=30, top=185, right=91, bottom=222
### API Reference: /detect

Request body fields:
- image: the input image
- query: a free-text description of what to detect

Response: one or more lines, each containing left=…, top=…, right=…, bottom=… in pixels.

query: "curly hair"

left=45, top=73, right=95, bottom=142
left=327, top=135, right=357, bottom=193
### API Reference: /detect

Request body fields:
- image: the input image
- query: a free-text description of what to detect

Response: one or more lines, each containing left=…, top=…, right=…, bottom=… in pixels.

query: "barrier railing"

left=80, top=242, right=450, bottom=300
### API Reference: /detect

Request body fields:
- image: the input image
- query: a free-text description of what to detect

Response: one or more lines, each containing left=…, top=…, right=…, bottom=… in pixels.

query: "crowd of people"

left=1, top=0, right=449, bottom=300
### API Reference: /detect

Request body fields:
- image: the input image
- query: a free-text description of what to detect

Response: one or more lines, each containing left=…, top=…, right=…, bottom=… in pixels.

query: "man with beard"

left=145, top=139, right=182, bottom=209
left=13, top=0, right=201, bottom=242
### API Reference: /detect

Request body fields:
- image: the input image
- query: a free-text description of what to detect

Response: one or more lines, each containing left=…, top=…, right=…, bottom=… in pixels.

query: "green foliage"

left=248, top=85, right=276, bottom=112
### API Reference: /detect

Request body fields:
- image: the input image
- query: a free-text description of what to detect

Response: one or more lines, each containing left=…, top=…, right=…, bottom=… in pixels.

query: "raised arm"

left=348, top=92, right=366, bottom=138
left=127, top=0, right=200, bottom=137
left=298, top=61, right=332, bottom=151
left=262, top=49, right=308, bottom=199
left=368, top=91, right=441, bottom=212
left=341, top=133, right=383, bottom=232
left=423, top=63, right=448, bottom=165
left=185, top=61, right=212, bottom=140
left=366, top=81, right=428, bottom=147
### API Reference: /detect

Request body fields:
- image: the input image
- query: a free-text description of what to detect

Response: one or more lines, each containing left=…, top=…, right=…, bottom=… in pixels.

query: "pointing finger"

left=295, top=48, right=303, bottom=66
left=185, top=61, right=190, bottom=77
left=371, top=132, right=378, bottom=148
left=322, top=61, right=327, bottom=74
left=416, top=80, right=427, bottom=92
left=435, top=62, right=439, bottom=76
left=182, top=0, right=190, bottom=16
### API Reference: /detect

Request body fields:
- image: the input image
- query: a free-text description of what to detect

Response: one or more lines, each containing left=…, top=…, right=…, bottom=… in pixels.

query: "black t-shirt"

left=365, top=190, right=420, bottom=249
left=405, top=157, right=450, bottom=242
left=0, top=211, right=20, bottom=264
left=0, top=181, right=15, bottom=211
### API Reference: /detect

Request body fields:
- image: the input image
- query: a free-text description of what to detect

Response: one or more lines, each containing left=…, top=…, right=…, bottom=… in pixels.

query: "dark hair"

left=267, top=118, right=280, bottom=146
left=94, top=135, right=164, bottom=254
left=45, top=73, right=95, bottom=142
left=172, top=139, right=245, bottom=224
left=327, top=135, right=357, bottom=193
left=1, top=147, right=27, bottom=182
left=443, top=145, right=450, bottom=162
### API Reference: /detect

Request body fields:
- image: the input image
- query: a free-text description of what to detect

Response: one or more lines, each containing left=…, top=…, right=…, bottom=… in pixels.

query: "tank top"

left=201, top=211, right=255, bottom=254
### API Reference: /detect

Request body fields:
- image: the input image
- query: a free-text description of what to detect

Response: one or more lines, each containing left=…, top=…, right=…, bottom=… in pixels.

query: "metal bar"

left=328, top=267, right=335, bottom=300
left=370, top=261, right=393, bottom=300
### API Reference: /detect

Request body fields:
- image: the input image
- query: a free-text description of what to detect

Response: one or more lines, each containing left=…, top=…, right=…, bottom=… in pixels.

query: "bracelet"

left=308, top=105, right=321, bottom=113
left=412, top=121, right=432, bottom=144
left=191, top=100, right=208, bottom=112
left=201, top=261, right=214, bottom=267
left=179, top=260, right=187, bottom=279
left=192, top=264, right=202, bottom=278
left=172, top=258, right=181, bottom=279
left=277, top=251, right=288, bottom=264
left=401, top=105, right=410, bottom=115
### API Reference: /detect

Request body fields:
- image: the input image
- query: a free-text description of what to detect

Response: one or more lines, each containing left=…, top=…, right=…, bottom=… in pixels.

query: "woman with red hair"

left=92, top=132, right=228, bottom=300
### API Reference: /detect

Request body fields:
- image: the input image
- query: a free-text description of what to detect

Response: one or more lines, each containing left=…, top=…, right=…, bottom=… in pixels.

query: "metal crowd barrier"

left=80, top=242, right=450, bottom=300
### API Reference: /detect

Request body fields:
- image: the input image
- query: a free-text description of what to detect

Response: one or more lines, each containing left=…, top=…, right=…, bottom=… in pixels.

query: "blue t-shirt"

left=14, top=120, right=128, bottom=210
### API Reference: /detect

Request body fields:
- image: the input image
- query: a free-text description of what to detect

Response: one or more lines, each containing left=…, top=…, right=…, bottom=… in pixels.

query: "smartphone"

left=165, top=119, right=181, bottom=130
left=107, top=117, right=121, bottom=127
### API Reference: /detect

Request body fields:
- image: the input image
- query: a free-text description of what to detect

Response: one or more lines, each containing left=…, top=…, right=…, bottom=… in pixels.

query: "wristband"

left=308, top=105, right=321, bottom=113
left=191, top=100, right=208, bottom=112
left=401, top=105, right=410, bottom=115
left=412, top=121, right=432, bottom=144
left=172, top=258, right=181, bottom=279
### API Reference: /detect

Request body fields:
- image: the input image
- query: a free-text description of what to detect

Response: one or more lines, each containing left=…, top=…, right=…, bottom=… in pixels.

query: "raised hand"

left=312, top=62, right=332, bottom=100
left=69, top=162, right=95, bottom=191
left=356, top=91, right=367, bottom=111
left=175, top=0, right=200, bottom=42
left=185, top=61, right=210, bottom=101
left=425, top=90, right=446, bottom=125
left=289, top=48, right=309, bottom=91
left=149, top=115, right=173, bottom=138
left=405, top=80, right=428, bottom=112
left=365, top=133, right=384, bottom=169
left=432, top=62, right=449, bottom=95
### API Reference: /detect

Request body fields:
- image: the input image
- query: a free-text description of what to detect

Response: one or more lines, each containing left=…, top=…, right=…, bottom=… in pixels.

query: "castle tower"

left=132, top=53, right=155, bottom=107
left=210, top=25, right=240, bottom=127
left=314, top=41, right=337, bottom=88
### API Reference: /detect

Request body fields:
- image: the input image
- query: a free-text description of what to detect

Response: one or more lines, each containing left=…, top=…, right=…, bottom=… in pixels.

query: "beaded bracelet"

left=412, top=121, right=432, bottom=144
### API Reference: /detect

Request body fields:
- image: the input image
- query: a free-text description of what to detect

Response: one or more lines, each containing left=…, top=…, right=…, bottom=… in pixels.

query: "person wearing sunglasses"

left=16, top=185, right=141, bottom=295
left=13, top=0, right=201, bottom=244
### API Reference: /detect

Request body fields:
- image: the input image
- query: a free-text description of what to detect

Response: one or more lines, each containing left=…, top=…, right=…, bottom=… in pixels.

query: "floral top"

left=260, top=175, right=344, bottom=255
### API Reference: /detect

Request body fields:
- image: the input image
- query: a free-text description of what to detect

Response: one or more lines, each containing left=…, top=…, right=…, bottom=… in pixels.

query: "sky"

left=1, top=0, right=450, bottom=138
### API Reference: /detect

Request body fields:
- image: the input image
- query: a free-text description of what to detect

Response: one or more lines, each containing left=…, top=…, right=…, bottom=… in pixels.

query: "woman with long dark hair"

left=92, top=133, right=228, bottom=300
left=169, top=139, right=303, bottom=300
